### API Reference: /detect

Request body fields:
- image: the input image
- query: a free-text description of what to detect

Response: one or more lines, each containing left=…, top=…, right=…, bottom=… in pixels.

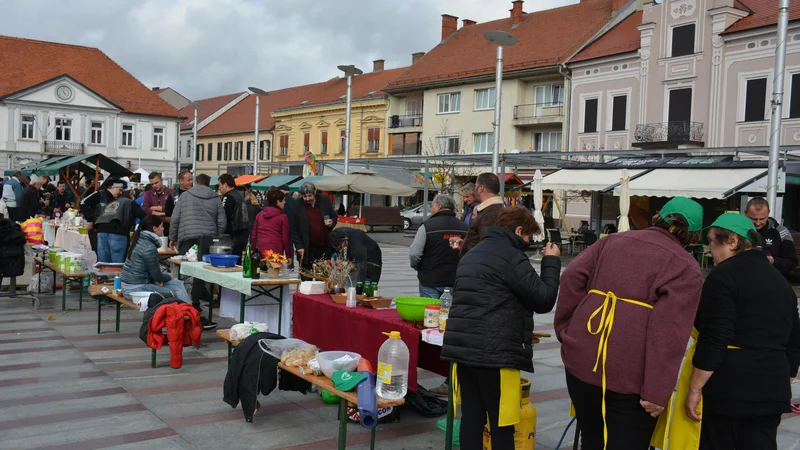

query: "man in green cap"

left=555, top=196, right=705, bottom=450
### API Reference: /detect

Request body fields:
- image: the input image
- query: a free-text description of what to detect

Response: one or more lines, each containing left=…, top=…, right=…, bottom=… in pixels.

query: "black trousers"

left=88, top=229, right=98, bottom=253
left=457, top=365, right=514, bottom=450
left=700, top=410, right=780, bottom=450
left=179, top=239, right=207, bottom=310
left=566, top=371, right=656, bottom=450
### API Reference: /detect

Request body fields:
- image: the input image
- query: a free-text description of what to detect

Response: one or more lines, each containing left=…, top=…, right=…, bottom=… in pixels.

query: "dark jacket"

left=19, top=185, right=40, bottom=220
left=460, top=199, right=503, bottom=256
left=0, top=219, right=26, bottom=277
left=442, top=227, right=561, bottom=371
left=337, top=227, right=382, bottom=284
left=223, top=332, right=311, bottom=422
left=759, top=219, right=798, bottom=277
left=222, top=189, right=249, bottom=235
left=121, top=231, right=171, bottom=285
left=252, top=205, right=291, bottom=257
left=82, top=190, right=145, bottom=236
left=693, top=249, right=800, bottom=416
left=168, top=185, right=226, bottom=247
left=409, top=210, right=468, bottom=287
left=290, top=194, right=337, bottom=254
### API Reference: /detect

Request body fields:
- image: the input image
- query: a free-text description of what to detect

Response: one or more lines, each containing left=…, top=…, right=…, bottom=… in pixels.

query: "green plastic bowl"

left=394, top=296, right=441, bottom=322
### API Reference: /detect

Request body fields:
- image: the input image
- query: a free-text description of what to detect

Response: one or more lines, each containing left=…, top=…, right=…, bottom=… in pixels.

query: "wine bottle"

left=243, top=241, right=252, bottom=279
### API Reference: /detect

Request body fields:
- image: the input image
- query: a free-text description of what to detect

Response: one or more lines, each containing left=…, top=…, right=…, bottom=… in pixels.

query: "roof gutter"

left=384, top=65, right=558, bottom=94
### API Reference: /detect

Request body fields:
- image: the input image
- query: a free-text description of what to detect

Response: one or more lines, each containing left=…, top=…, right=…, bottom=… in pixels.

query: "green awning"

left=252, top=175, right=301, bottom=191
left=5, top=153, right=131, bottom=177
left=288, top=176, right=331, bottom=192
left=209, top=176, right=219, bottom=187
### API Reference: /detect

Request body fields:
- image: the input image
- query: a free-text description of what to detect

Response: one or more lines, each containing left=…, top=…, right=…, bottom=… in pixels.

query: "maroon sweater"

left=554, top=227, right=702, bottom=406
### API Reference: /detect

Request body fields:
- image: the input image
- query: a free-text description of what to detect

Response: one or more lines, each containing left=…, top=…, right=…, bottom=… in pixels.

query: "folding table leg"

left=277, top=288, right=283, bottom=335
left=115, top=302, right=121, bottom=333
left=239, top=293, right=245, bottom=323
left=61, top=274, right=67, bottom=311
left=208, top=288, right=216, bottom=323
left=151, top=350, right=157, bottom=368
left=78, top=280, right=83, bottom=310
left=337, top=399, right=348, bottom=450
left=370, top=427, right=376, bottom=450
left=97, top=297, right=103, bottom=334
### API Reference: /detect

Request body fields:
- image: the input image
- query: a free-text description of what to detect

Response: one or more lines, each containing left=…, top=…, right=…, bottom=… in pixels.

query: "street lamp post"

left=248, top=87, right=269, bottom=175
left=766, top=0, right=790, bottom=210
left=484, top=31, right=518, bottom=175
left=188, top=100, right=203, bottom=180
left=337, top=65, right=363, bottom=176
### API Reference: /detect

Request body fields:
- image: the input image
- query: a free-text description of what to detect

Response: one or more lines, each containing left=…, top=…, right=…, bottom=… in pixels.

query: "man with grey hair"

left=409, top=194, right=468, bottom=299
left=461, top=182, right=477, bottom=225
left=19, top=174, right=44, bottom=220
left=290, top=182, right=337, bottom=276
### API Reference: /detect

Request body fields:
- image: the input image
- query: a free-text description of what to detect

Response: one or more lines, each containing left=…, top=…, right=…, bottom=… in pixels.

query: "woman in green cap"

left=555, top=196, right=705, bottom=450
left=682, top=213, right=800, bottom=449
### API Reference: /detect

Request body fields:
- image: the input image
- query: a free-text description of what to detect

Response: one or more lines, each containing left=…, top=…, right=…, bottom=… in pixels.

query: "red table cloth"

left=292, top=292, right=449, bottom=391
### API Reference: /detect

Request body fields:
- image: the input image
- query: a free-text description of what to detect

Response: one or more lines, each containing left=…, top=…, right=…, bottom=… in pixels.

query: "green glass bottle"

left=242, top=242, right=252, bottom=279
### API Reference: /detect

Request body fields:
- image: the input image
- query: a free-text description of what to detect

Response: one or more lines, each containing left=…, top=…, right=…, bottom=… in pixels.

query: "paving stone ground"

left=2, top=237, right=800, bottom=449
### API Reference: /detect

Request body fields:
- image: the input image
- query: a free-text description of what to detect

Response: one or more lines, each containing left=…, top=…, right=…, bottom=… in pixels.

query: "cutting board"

left=203, top=264, right=243, bottom=273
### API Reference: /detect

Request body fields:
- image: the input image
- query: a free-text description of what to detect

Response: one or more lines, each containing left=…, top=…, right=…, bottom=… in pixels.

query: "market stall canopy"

left=288, top=176, right=331, bottom=192
left=209, top=176, right=219, bottom=188
left=313, top=170, right=418, bottom=196
left=612, top=168, right=774, bottom=199
left=234, top=174, right=267, bottom=186
left=542, top=169, right=646, bottom=191
left=132, top=168, right=150, bottom=183
left=5, top=153, right=131, bottom=177
left=251, top=175, right=301, bottom=191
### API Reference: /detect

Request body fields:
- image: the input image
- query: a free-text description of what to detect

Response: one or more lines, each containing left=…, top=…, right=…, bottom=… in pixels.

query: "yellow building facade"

left=194, top=132, right=272, bottom=176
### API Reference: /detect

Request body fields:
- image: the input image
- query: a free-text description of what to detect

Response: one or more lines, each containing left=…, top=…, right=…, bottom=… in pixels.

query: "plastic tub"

left=316, top=351, right=361, bottom=378
left=394, top=296, right=441, bottom=322
left=129, top=292, right=154, bottom=311
left=208, top=254, right=238, bottom=267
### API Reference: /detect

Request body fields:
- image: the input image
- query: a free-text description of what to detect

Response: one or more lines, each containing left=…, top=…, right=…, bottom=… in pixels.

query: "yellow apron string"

left=498, top=368, right=521, bottom=427
left=586, top=289, right=654, bottom=450
left=451, top=363, right=460, bottom=417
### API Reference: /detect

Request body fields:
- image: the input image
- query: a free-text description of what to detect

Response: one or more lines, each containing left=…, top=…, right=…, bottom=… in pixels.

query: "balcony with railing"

left=388, top=114, right=423, bottom=133
left=512, top=102, right=565, bottom=126
left=44, top=141, right=84, bottom=156
left=632, top=121, right=705, bottom=148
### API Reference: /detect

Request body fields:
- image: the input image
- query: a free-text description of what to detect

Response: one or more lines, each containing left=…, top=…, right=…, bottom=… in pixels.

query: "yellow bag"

left=21, top=218, right=44, bottom=246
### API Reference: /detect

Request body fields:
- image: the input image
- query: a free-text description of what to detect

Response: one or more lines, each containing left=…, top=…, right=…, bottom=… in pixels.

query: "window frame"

left=609, top=92, right=629, bottom=132
left=320, top=130, right=328, bottom=154
left=121, top=123, right=135, bottom=147
left=303, top=131, right=310, bottom=153
left=437, top=92, right=461, bottom=114
left=435, top=134, right=460, bottom=155
left=367, top=127, right=380, bottom=153
left=21, top=114, right=35, bottom=140
left=339, top=130, right=346, bottom=153
left=473, top=132, right=494, bottom=154
left=216, top=142, right=222, bottom=161
left=279, top=134, right=289, bottom=156
left=581, top=96, right=600, bottom=134
left=738, top=71, right=771, bottom=123
left=743, top=77, right=769, bottom=122
left=670, top=22, right=696, bottom=58
left=197, top=143, right=204, bottom=161
left=152, top=126, right=165, bottom=149
left=790, top=71, right=800, bottom=119
left=55, top=117, right=73, bottom=142
left=474, top=88, right=497, bottom=111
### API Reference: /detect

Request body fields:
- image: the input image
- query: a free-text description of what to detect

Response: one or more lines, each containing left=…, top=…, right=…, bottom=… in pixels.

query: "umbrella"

left=618, top=169, right=631, bottom=232
left=532, top=169, right=546, bottom=242
left=235, top=174, right=267, bottom=186
left=313, top=170, right=417, bottom=196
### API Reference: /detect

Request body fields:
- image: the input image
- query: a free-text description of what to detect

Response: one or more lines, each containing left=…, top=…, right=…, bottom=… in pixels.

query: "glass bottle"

left=242, top=242, right=252, bottom=279
left=250, top=250, right=260, bottom=278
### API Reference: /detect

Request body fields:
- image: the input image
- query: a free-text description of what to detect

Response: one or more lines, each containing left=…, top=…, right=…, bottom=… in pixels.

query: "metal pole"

left=499, top=159, right=506, bottom=204
left=767, top=0, right=790, bottom=209
left=254, top=95, right=260, bottom=175
left=192, top=108, right=198, bottom=179
left=492, top=45, right=504, bottom=174
left=423, top=159, right=430, bottom=220
left=344, top=74, right=353, bottom=175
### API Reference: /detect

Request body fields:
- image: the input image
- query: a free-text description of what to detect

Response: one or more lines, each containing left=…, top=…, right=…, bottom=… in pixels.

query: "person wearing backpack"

left=218, top=174, right=250, bottom=262
left=82, top=177, right=146, bottom=263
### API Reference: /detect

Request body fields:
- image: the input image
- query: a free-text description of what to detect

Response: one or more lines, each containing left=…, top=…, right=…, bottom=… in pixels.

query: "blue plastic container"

left=208, top=254, right=238, bottom=268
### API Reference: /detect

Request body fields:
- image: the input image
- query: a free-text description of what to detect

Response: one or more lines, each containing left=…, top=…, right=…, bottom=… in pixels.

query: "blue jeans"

left=97, top=233, right=128, bottom=263
left=419, top=284, right=446, bottom=299
left=121, top=279, right=191, bottom=304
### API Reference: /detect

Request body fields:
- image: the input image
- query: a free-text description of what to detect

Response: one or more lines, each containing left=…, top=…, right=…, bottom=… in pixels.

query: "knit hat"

left=659, top=197, right=704, bottom=232
left=708, top=213, right=758, bottom=243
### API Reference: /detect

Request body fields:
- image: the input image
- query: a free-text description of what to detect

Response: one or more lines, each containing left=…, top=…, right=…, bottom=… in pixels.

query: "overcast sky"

left=2, top=0, right=575, bottom=101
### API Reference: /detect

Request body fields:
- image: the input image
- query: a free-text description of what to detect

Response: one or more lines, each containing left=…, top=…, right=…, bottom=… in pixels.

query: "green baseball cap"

left=660, top=197, right=704, bottom=232
left=331, top=370, right=367, bottom=392
left=708, top=213, right=758, bottom=243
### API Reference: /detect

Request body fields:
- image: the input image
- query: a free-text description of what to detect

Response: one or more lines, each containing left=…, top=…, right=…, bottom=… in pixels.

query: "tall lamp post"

left=484, top=31, right=518, bottom=175
left=337, top=64, right=362, bottom=209
left=248, top=87, right=269, bottom=175
left=766, top=0, right=790, bottom=210
left=189, top=100, right=204, bottom=180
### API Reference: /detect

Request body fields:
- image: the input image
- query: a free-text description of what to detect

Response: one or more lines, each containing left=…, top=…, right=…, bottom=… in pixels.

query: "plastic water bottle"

left=376, top=331, right=409, bottom=400
left=439, top=288, right=453, bottom=332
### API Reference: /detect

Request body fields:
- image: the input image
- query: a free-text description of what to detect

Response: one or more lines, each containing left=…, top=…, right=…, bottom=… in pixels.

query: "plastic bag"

left=27, top=271, right=55, bottom=293
left=230, top=322, right=268, bottom=341
left=258, top=338, right=318, bottom=366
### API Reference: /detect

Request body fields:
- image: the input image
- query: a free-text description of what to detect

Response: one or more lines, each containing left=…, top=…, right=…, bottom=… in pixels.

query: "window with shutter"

left=197, top=144, right=203, bottom=161
left=279, top=135, right=289, bottom=156
left=367, top=127, right=380, bottom=153
left=340, top=130, right=346, bottom=153
left=584, top=99, right=598, bottom=133
left=207, top=144, right=212, bottom=161
left=744, top=78, right=767, bottom=122
left=246, top=142, right=251, bottom=161
left=321, top=130, right=328, bottom=154
left=303, top=132, right=310, bottom=152
left=217, top=142, right=222, bottom=161
left=260, top=141, right=265, bottom=160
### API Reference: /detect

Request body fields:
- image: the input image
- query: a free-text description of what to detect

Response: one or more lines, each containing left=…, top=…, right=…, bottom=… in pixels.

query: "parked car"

left=400, top=203, right=430, bottom=230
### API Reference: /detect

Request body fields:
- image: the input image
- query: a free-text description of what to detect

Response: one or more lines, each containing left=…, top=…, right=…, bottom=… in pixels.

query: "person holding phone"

left=289, top=182, right=337, bottom=277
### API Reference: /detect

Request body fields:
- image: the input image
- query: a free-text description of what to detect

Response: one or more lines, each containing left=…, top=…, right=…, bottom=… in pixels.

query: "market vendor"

left=328, top=227, right=382, bottom=284
left=554, top=196, right=705, bottom=450
left=683, top=213, right=800, bottom=450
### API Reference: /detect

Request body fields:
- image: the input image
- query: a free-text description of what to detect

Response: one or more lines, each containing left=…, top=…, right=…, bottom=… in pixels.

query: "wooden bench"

left=88, top=284, right=190, bottom=368
left=347, top=206, right=404, bottom=232
left=216, top=328, right=404, bottom=450
left=36, top=257, right=88, bottom=311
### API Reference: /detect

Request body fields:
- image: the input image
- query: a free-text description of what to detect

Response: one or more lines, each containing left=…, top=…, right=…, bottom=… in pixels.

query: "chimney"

left=372, top=59, right=385, bottom=72
left=511, top=0, right=524, bottom=26
left=462, top=19, right=477, bottom=27
left=412, top=52, right=426, bottom=64
left=441, top=14, right=458, bottom=41
left=151, top=87, right=160, bottom=91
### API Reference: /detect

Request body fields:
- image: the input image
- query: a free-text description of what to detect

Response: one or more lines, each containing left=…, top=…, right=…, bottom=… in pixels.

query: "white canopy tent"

left=612, top=168, right=771, bottom=199
left=542, top=169, right=646, bottom=191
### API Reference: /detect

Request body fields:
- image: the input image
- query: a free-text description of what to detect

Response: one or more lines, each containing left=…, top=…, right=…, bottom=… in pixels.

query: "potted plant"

left=261, top=250, right=289, bottom=278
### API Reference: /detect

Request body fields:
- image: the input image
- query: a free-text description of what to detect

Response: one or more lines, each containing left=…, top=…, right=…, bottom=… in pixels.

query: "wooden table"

left=36, top=257, right=88, bottom=311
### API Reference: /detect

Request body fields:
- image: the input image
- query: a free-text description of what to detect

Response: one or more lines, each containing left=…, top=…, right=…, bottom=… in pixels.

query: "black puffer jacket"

left=441, top=226, right=561, bottom=372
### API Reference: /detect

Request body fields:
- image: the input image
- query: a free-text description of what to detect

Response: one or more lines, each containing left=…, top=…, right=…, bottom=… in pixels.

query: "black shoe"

left=200, top=317, right=217, bottom=330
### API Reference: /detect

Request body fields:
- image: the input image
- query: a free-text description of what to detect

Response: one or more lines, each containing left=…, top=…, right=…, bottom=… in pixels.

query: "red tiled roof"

left=198, top=82, right=327, bottom=136
left=276, top=67, right=408, bottom=111
left=386, top=0, right=616, bottom=90
left=724, top=0, right=800, bottom=34
left=178, top=92, right=244, bottom=130
left=570, top=11, right=643, bottom=63
left=0, top=35, right=183, bottom=118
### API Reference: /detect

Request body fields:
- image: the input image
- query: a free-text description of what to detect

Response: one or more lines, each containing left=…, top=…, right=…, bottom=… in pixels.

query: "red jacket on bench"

left=146, top=302, right=202, bottom=369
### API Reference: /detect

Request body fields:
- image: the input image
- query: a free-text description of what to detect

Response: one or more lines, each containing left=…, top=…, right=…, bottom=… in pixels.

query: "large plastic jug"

left=376, top=331, right=410, bottom=400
